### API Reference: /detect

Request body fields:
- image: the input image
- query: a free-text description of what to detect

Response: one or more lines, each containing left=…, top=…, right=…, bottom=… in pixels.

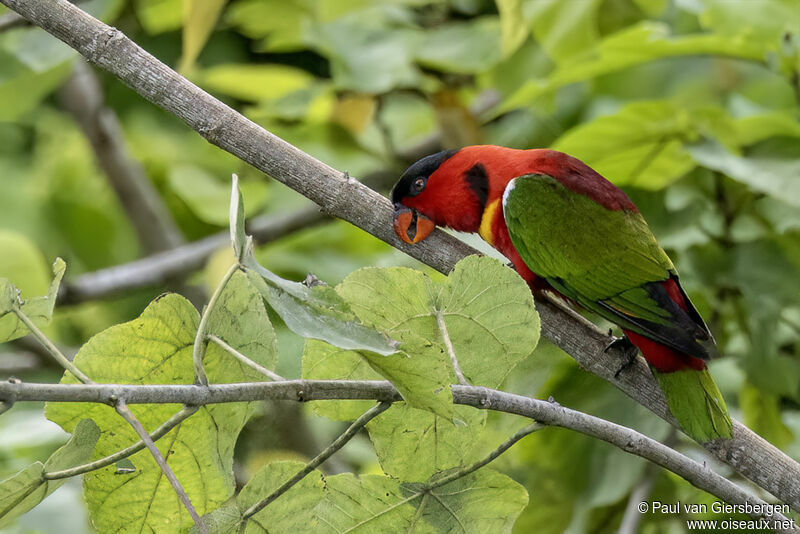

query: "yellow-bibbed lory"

left=391, top=145, right=731, bottom=443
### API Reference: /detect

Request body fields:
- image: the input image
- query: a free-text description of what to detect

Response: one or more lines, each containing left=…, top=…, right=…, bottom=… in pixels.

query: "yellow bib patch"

left=479, top=199, right=501, bottom=246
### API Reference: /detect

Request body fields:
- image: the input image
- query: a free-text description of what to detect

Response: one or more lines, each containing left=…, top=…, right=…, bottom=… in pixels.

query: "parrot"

left=390, top=145, right=732, bottom=443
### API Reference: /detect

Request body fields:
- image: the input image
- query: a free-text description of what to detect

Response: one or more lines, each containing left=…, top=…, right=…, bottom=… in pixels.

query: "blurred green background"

left=0, top=0, right=798, bottom=532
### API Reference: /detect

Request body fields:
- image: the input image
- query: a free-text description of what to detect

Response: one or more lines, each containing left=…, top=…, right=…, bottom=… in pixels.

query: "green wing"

left=502, top=174, right=714, bottom=359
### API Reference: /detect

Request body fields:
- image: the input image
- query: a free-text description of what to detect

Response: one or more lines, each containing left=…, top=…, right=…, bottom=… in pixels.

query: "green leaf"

left=194, top=461, right=326, bottom=534
left=740, top=383, right=793, bottom=450
left=688, top=142, right=800, bottom=206
left=206, top=270, right=279, bottom=379
left=134, top=0, right=183, bottom=34
left=312, top=469, right=528, bottom=533
left=43, top=419, right=101, bottom=473
left=259, top=122, right=386, bottom=179
left=733, top=112, right=800, bottom=146
left=0, top=279, right=16, bottom=315
left=0, top=57, right=72, bottom=122
left=169, top=164, right=268, bottom=226
left=0, top=419, right=99, bottom=528
left=0, top=257, right=65, bottom=343
left=416, top=17, right=503, bottom=74
left=526, top=0, right=601, bottom=63
left=691, top=0, right=800, bottom=44
left=226, top=0, right=310, bottom=52
left=418, top=469, right=529, bottom=533
left=238, top=461, right=326, bottom=533
left=633, top=0, right=666, bottom=16
left=341, top=256, right=538, bottom=384
left=192, top=504, right=241, bottom=534
left=0, top=464, right=45, bottom=528
left=46, top=289, right=274, bottom=533
left=196, top=63, right=314, bottom=102
left=230, top=174, right=247, bottom=262
left=312, top=473, right=420, bottom=533
left=503, top=22, right=768, bottom=110
left=366, top=404, right=487, bottom=482
left=334, top=255, right=538, bottom=421
left=315, top=18, right=421, bottom=93
left=302, top=339, right=382, bottom=421
left=180, top=0, right=229, bottom=72
left=496, top=0, right=529, bottom=58
left=244, top=258, right=399, bottom=356
left=0, top=230, right=51, bottom=296
left=552, top=100, right=696, bottom=189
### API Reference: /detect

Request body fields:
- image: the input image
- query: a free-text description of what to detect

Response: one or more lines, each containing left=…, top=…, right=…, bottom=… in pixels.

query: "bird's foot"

left=604, top=336, right=640, bottom=378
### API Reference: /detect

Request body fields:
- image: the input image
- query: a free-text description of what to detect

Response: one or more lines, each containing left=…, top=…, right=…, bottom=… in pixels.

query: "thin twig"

left=44, top=405, right=199, bottom=480
left=2, top=379, right=797, bottom=527
left=207, top=334, right=284, bottom=381
left=425, top=422, right=542, bottom=490
left=115, top=399, right=207, bottom=534
left=242, top=401, right=392, bottom=521
left=0, top=400, right=12, bottom=416
left=192, top=263, right=239, bottom=385
left=12, top=308, right=93, bottom=384
left=435, top=310, right=468, bottom=386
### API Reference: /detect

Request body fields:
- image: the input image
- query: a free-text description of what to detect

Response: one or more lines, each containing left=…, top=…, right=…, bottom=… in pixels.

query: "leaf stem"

left=241, top=401, right=392, bottom=521
left=435, top=310, right=468, bottom=386
left=207, top=334, right=284, bottom=381
left=192, top=262, right=240, bottom=385
left=44, top=404, right=199, bottom=479
left=13, top=307, right=93, bottom=384
left=115, top=399, right=207, bottom=534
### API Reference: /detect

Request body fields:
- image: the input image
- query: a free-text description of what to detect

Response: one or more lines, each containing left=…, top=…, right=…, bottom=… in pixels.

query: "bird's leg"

left=604, top=334, right=640, bottom=378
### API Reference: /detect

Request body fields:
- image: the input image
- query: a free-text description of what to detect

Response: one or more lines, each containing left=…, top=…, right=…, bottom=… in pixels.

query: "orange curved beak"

left=393, top=205, right=435, bottom=244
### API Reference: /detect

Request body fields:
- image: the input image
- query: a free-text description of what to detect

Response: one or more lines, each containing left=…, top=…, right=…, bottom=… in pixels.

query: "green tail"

left=653, top=368, right=732, bottom=443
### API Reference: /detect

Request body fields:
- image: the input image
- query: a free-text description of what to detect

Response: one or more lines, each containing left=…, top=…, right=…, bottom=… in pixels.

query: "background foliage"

left=0, top=0, right=798, bottom=532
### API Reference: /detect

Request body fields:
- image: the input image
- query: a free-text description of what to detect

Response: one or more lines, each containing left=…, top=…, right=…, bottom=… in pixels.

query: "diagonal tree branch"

left=2, top=0, right=799, bottom=513
left=1, top=379, right=794, bottom=532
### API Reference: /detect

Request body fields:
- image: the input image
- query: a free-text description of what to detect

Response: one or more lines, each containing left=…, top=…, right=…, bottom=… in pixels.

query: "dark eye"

left=412, top=177, right=425, bottom=193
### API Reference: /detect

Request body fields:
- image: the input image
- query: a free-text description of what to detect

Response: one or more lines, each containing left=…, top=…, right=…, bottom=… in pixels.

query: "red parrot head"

left=391, top=145, right=639, bottom=245
left=391, top=148, right=489, bottom=244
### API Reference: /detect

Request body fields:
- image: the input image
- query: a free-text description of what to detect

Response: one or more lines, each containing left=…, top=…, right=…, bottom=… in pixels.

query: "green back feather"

left=501, top=174, right=674, bottom=309
left=502, top=174, right=714, bottom=355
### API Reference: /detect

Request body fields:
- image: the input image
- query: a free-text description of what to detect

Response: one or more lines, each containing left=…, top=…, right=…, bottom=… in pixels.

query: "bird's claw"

left=604, top=336, right=640, bottom=378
